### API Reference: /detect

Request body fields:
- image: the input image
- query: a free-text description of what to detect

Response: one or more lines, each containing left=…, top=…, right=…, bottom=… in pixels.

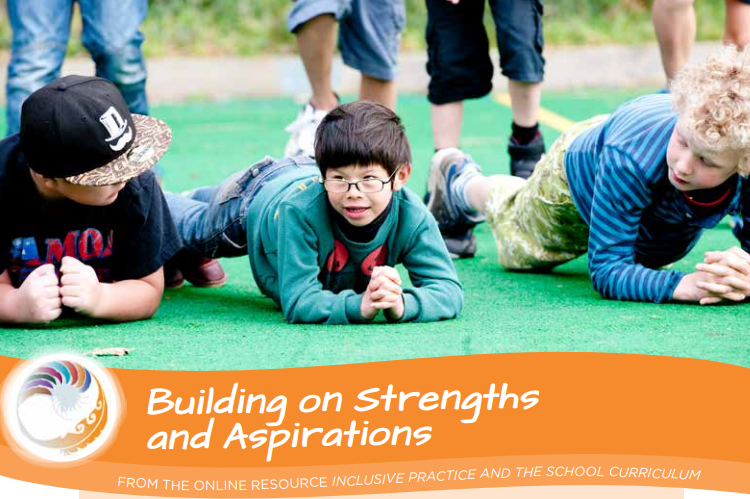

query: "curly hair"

left=671, top=45, right=750, bottom=176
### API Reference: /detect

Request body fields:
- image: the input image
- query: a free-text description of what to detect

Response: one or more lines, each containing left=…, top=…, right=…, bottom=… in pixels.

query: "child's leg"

left=338, top=0, right=403, bottom=109
left=432, top=102, right=463, bottom=150
left=165, top=163, right=266, bottom=258
left=182, top=184, right=221, bottom=203
left=167, top=157, right=311, bottom=259
left=164, top=192, right=241, bottom=258
left=294, top=13, right=339, bottom=112
left=652, top=0, right=695, bottom=82
left=423, top=0, right=491, bottom=258
left=490, top=0, right=545, bottom=179
left=425, top=0, right=492, bottom=116
left=360, top=74, right=396, bottom=110
left=428, top=117, right=606, bottom=269
left=724, top=0, right=750, bottom=49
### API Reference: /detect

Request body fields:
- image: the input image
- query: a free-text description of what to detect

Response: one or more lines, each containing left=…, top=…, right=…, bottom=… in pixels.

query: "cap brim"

left=65, top=115, right=171, bottom=186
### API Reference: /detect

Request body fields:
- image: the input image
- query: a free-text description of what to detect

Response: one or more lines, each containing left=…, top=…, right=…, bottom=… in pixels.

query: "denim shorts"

left=287, top=0, right=405, bottom=81
left=426, top=0, right=544, bottom=105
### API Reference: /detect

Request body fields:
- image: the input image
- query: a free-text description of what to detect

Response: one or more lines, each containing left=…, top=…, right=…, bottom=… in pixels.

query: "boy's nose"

left=675, top=157, right=693, bottom=176
left=345, top=185, right=365, bottom=197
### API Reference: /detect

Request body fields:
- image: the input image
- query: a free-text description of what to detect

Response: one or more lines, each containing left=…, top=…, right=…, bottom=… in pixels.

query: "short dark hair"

left=315, top=101, right=411, bottom=176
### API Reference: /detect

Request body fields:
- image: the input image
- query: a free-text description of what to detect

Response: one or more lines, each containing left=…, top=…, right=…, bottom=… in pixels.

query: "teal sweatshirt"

left=246, top=165, right=463, bottom=324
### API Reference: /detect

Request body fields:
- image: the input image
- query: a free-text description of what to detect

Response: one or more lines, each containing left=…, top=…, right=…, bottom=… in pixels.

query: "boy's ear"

left=29, top=169, right=60, bottom=189
left=392, top=163, right=412, bottom=191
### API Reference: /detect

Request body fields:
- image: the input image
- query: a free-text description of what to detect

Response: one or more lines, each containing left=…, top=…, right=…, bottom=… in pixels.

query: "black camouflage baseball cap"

left=20, top=75, right=171, bottom=186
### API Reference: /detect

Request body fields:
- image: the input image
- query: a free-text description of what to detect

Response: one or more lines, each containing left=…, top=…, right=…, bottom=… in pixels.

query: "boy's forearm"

left=91, top=274, right=164, bottom=322
left=590, top=258, right=684, bottom=304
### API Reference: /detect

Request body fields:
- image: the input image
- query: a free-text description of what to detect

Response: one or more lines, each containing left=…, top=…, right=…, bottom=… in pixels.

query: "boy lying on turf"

left=427, top=46, right=750, bottom=305
left=166, top=101, right=463, bottom=323
left=0, top=76, right=180, bottom=324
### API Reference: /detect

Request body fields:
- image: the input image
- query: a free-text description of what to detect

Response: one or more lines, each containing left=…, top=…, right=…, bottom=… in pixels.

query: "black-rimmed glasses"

left=320, top=168, right=400, bottom=193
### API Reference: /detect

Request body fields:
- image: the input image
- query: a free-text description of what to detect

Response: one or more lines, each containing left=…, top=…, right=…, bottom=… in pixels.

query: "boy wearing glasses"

left=166, top=101, right=463, bottom=324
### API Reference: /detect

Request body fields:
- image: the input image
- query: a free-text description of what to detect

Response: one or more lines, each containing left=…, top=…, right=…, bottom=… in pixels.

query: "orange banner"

left=1, top=352, right=749, bottom=495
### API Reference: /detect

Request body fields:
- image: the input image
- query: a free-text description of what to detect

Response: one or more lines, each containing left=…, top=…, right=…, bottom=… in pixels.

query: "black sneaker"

left=426, top=148, right=482, bottom=259
left=508, top=133, right=545, bottom=179
left=441, top=226, right=478, bottom=259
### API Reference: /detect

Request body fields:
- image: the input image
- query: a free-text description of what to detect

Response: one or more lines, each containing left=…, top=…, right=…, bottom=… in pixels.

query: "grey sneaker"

left=426, top=148, right=482, bottom=259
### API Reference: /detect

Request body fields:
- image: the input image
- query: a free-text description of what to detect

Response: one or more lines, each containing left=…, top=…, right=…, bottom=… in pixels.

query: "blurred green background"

left=0, top=0, right=728, bottom=57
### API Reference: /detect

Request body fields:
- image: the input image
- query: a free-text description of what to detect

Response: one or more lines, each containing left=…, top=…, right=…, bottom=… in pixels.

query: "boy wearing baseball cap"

left=0, top=75, right=181, bottom=324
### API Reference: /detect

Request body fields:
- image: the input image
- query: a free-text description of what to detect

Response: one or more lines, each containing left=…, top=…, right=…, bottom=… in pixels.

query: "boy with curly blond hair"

left=427, top=46, right=750, bottom=305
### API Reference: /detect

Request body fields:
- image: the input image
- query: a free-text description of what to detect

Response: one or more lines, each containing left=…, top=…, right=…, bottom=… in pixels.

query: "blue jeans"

left=6, top=0, right=149, bottom=136
left=165, top=157, right=316, bottom=259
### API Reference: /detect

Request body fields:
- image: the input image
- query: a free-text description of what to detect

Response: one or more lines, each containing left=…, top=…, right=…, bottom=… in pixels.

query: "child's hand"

left=16, top=264, right=62, bottom=324
left=60, top=256, right=103, bottom=316
left=361, top=266, right=405, bottom=320
left=694, top=247, right=750, bottom=304
left=371, top=266, right=405, bottom=320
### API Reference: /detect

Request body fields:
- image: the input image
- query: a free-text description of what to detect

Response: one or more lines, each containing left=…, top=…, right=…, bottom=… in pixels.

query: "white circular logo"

left=2, top=354, right=120, bottom=462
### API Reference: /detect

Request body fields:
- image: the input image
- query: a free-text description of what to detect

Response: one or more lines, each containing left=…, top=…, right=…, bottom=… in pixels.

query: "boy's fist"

left=361, top=266, right=405, bottom=320
left=17, top=264, right=62, bottom=324
left=60, top=256, right=102, bottom=316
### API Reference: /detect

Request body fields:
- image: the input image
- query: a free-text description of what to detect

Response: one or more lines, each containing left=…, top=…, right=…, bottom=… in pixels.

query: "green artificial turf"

left=1, top=90, right=748, bottom=370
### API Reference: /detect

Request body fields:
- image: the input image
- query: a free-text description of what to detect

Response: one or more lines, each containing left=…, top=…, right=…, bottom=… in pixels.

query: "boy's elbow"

left=282, top=299, right=317, bottom=324
left=590, top=268, right=621, bottom=301
left=141, top=300, right=160, bottom=320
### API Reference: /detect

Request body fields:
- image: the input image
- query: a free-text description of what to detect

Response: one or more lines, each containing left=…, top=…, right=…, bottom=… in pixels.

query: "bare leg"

left=297, top=14, right=339, bottom=111
left=724, top=0, right=750, bottom=48
left=359, top=74, right=397, bottom=109
left=465, top=175, right=510, bottom=215
left=652, top=0, right=696, bottom=82
left=431, top=102, right=463, bottom=150
left=507, top=80, right=541, bottom=127
left=465, top=176, right=491, bottom=214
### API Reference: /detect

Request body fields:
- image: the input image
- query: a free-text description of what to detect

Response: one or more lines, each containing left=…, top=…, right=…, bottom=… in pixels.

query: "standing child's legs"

left=492, top=0, right=546, bottom=179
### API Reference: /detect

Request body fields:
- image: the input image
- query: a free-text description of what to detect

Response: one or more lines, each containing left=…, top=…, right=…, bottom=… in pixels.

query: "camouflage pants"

left=485, top=115, right=608, bottom=270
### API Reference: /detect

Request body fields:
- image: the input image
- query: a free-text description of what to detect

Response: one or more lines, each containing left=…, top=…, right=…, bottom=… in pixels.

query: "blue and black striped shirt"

left=565, top=94, right=750, bottom=303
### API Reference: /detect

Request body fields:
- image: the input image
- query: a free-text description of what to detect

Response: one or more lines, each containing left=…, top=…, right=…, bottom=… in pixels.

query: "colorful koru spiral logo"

left=3, top=355, right=120, bottom=462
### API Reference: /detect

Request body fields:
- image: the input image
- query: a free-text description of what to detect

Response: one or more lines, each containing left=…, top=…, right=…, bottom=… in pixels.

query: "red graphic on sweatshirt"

left=325, top=240, right=349, bottom=273
left=361, top=245, right=387, bottom=276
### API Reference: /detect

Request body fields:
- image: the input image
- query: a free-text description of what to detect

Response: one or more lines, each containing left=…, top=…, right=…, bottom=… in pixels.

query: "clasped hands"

left=361, top=265, right=405, bottom=320
left=692, top=246, right=750, bottom=305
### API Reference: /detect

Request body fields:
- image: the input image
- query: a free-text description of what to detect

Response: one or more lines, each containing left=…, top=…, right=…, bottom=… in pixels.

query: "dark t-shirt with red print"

left=0, top=134, right=181, bottom=287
